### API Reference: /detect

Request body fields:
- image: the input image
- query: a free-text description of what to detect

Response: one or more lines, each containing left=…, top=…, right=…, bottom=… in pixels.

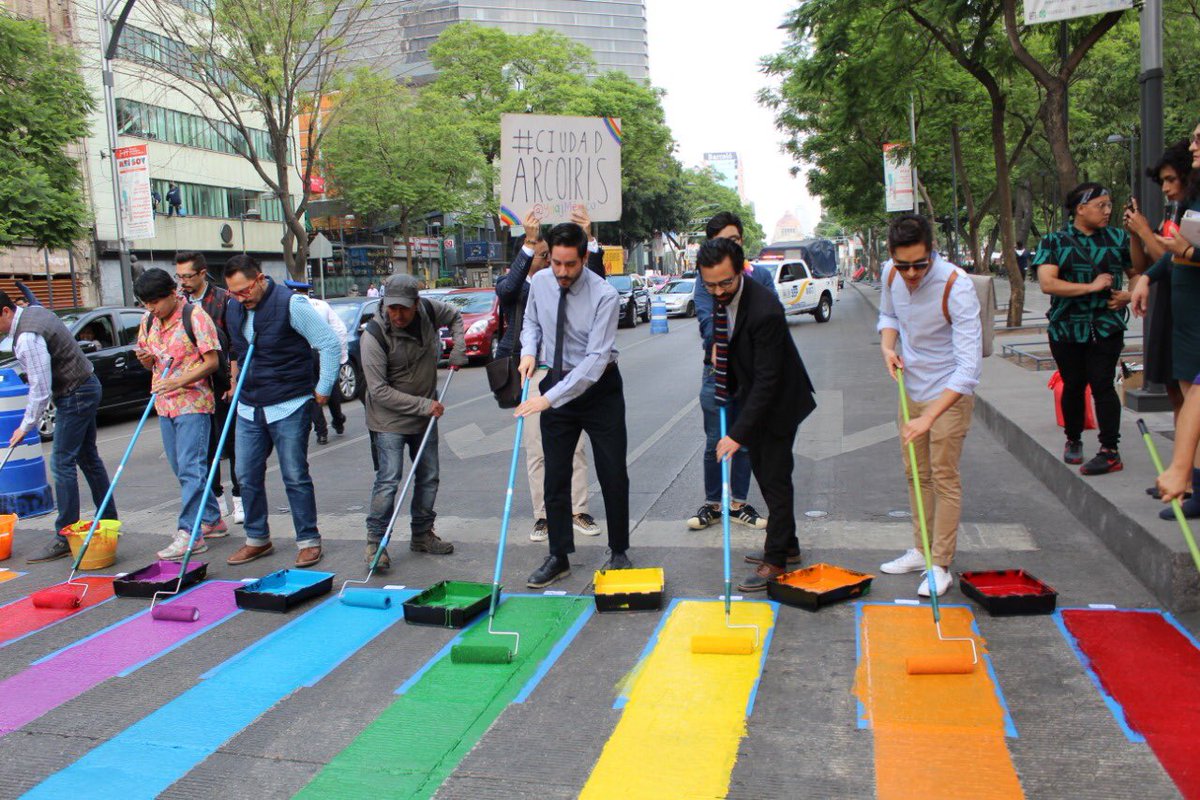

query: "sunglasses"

left=894, top=259, right=931, bottom=274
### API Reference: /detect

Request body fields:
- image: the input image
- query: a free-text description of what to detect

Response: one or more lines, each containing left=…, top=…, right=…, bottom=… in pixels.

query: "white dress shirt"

left=10, top=306, right=54, bottom=433
left=305, top=296, right=349, bottom=365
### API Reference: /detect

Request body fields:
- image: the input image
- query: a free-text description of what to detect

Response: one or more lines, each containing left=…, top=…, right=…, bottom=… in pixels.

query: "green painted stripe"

left=294, top=596, right=592, bottom=800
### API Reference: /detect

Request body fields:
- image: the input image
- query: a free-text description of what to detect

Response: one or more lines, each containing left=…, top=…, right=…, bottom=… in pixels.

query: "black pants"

left=540, top=366, right=629, bottom=558
left=209, top=396, right=239, bottom=498
left=311, top=359, right=345, bottom=436
left=748, top=424, right=799, bottom=569
left=1049, top=334, right=1123, bottom=449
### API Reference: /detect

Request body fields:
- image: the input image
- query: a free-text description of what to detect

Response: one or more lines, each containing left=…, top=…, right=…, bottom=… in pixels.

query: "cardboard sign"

left=499, top=114, right=622, bottom=226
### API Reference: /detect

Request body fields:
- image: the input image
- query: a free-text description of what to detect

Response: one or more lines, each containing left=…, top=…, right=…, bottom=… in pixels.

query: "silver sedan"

left=655, top=278, right=697, bottom=317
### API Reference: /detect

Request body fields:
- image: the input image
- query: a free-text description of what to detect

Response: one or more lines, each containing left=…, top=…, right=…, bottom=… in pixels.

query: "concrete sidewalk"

left=853, top=279, right=1198, bottom=611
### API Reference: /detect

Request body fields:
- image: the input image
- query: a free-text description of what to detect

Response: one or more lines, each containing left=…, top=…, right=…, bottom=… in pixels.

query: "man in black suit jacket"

left=698, top=237, right=817, bottom=591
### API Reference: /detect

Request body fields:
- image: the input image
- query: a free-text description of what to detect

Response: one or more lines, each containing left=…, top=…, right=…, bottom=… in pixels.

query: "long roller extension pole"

left=1139, top=418, right=1200, bottom=572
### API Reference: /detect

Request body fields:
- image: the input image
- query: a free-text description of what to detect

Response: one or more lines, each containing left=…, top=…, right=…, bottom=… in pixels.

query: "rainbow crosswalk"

left=0, top=575, right=1197, bottom=799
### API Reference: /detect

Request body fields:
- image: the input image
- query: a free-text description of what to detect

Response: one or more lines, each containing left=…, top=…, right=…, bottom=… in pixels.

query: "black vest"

left=225, top=278, right=314, bottom=407
left=13, top=306, right=93, bottom=397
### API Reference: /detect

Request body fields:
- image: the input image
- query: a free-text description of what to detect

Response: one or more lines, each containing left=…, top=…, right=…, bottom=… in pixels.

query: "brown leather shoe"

left=226, top=541, right=274, bottom=565
left=737, top=562, right=785, bottom=593
left=296, top=546, right=323, bottom=568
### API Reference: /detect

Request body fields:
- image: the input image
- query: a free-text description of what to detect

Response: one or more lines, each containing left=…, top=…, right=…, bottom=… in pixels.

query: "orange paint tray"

left=767, top=563, right=873, bottom=611
left=593, top=567, right=664, bottom=612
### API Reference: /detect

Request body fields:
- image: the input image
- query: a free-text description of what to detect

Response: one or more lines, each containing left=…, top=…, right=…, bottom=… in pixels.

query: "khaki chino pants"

left=522, top=372, right=589, bottom=520
left=898, top=394, right=974, bottom=567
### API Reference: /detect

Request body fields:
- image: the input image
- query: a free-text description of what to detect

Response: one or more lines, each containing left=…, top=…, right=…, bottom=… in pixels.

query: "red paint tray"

left=767, top=563, right=873, bottom=611
left=113, top=560, right=207, bottom=598
left=959, top=569, right=1058, bottom=616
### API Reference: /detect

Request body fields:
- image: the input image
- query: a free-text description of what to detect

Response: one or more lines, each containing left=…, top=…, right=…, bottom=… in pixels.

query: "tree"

left=0, top=14, right=93, bottom=249
left=322, top=73, right=486, bottom=274
left=678, top=167, right=765, bottom=255
left=140, top=0, right=375, bottom=277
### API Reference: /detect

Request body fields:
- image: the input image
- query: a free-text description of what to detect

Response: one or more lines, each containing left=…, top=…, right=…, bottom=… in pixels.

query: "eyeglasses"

left=893, top=259, right=931, bottom=274
left=702, top=276, right=739, bottom=291
left=175, top=272, right=198, bottom=281
left=226, top=277, right=261, bottom=299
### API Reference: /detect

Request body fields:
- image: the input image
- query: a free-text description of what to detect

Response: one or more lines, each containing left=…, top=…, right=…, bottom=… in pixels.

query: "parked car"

left=606, top=274, right=652, bottom=328
left=328, top=296, right=381, bottom=402
left=0, top=307, right=153, bottom=440
left=437, top=288, right=504, bottom=365
left=753, top=259, right=839, bottom=323
left=655, top=278, right=697, bottom=317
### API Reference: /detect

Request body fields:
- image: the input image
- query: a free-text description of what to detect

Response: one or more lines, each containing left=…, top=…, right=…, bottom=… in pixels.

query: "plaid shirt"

left=137, top=302, right=221, bottom=417
left=1033, top=225, right=1133, bottom=343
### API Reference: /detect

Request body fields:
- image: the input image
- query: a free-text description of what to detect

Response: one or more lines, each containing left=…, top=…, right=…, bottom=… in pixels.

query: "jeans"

left=1049, top=334, right=1123, bottom=449
left=700, top=369, right=752, bottom=504
left=209, top=397, right=239, bottom=499
left=366, top=427, right=440, bottom=543
left=52, top=375, right=115, bottom=539
left=311, top=356, right=345, bottom=436
left=235, top=401, right=320, bottom=548
left=160, top=413, right=220, bottom=532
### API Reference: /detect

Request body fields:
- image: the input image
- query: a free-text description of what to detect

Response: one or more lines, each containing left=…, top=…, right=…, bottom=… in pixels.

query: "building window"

left=150, top=178, right=285, bottom=223
left=116, top=98, right=286, bottom=164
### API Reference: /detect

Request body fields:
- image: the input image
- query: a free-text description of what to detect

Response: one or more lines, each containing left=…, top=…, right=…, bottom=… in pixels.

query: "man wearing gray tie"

left=515, top=221, right=631, bottom=588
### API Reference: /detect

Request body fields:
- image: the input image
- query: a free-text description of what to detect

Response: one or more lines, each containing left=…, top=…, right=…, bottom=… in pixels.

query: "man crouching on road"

left=360, top=275, right=467, bottom=569
left=877, top=213, right=982, bottom=598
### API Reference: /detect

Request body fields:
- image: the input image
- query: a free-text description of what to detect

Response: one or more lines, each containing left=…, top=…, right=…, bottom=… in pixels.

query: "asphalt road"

left=0, top=288, right=1191, bottom=799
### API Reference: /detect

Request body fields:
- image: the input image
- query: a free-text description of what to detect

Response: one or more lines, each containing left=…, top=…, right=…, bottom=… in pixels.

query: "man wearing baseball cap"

left=359, top=274, right=467, bottom=569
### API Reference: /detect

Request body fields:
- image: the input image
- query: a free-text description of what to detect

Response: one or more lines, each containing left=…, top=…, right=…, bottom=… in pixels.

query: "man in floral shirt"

left=134, top=268, right=226, bottom=559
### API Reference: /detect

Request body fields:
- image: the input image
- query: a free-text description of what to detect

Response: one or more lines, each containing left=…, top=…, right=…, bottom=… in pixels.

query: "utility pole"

left=1139, top=0, right=1164, bottom=226
left=96, top=0, right=138, bottom=307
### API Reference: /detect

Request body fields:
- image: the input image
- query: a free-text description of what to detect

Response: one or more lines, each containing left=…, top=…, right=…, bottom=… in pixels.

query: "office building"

left=703, top=151, right=745, bottom=201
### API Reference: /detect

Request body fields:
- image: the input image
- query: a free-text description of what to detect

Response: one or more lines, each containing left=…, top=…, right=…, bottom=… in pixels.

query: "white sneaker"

left=917, top=566, right=953, bottom=597
left=232, top=496, right=245, bottom=524
left=880, top=548, right=926, bottom=574
left=157, top=529, right=207, bottom=561
left=217, top=494, right=231, bottom=517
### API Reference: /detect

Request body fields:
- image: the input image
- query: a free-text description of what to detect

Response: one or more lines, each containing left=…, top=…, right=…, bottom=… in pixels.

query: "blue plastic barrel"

left=650, top=298, right=669, bottom=334
left=0, top=369, right=54, bottom=518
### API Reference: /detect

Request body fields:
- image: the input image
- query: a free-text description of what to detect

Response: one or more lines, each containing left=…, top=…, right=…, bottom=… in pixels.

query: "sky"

left=645, top=0, right=822, bottom=240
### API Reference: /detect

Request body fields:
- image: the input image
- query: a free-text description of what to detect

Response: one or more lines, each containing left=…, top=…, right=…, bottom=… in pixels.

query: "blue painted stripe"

left=613, top=597, right=679, bottom=710
left=968, top=614, right=1018, bottom=739
left=1052, top=609, right=1145, bottom=743
left=854, top=602, right=868, bottom=729
left=1163, top=610, right=1200, bottom=650
left=514, top=602, right=594, bottom=704
left=22, top=588, right=418, bottom=800
left=744, top=600, right=779, bottom=717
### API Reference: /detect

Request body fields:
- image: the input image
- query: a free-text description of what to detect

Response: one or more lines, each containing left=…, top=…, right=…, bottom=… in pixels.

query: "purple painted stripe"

left=0, top=581, right=239, bottom=736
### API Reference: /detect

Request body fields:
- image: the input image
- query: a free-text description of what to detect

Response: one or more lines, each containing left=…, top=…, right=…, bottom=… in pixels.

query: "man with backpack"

left=877, top=213, right=983, bottom=598
left=133, top=269, right=225, bottom=559
left=360, top=274, right=467, bottom=570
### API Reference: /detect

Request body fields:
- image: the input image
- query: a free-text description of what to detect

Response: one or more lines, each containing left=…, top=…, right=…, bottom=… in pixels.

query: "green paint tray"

left=593, top=567, right=665, bottom=612
left=402, top=580, right=492, bottom=628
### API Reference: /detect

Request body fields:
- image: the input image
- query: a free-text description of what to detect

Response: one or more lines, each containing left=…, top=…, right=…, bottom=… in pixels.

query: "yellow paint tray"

left=593, top=567, right=665, bottom=612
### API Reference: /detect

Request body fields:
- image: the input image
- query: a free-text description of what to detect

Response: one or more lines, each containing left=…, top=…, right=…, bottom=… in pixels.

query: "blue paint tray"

left=113, top=560, right=207, bottom=598
left=235, top=569, right=334, bottom=613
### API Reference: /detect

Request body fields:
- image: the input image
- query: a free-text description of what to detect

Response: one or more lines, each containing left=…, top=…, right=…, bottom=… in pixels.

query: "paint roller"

left=1138, top=419, right=1200, bottom=574
left=149, top=343, right=256, bottom=622
left=896, top=369, right=978, bottom=676
left=691, top=405, right=760, bottom=656
left=450, top=378, right=530, bottom=665
left=339, top=368, right=456, bottom=609
left=30, top=359, right=175, bottom=611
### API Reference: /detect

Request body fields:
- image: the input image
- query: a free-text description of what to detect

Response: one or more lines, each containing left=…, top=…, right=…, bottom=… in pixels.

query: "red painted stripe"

left=1062, top=609, right=1200, bottom=798
left=0, top=577, right=116, bottom=647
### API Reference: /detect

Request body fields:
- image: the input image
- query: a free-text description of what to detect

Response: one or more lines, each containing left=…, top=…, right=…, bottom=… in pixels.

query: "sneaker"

left=316, top=432, right=329, bottom=445
left=917, top=565, right=953, bottom=597
left=1080, top=449, right=1122, bottom=476
left=530, top=518, right=549, bottom=542
left=527, top=554, right=571, bottom=588
left=217, top=494, right=231, bottom=517
left=202, top=519, right=229, bottom=539
left=1147, top=486, right=1192, bottom=500
left=686, top=504, right=719, bottom=530
left=1160, top=495, right=1200, bottom=520
left=573, top=513, right=603, bottom=536
left=744, top=547, right=802, bottom=566
left=365, top=543, right=391, bottom=572
left=880, top=548, right=927, bottom=574
left=737, top=562, right=784, bottom=592
left=26, top=538, right=71, bottom=564
left=411, top=529, right=454, bottom=555
left=296, top=546, right=323, bottom=568
left=733, top=504, right=768, bottom=530
left=226, top=541, right=274, bottom=565
left=600, top=550, right=632, bottom=571
left=1063, top=440, right=1083, bottom=465
left=232, top=496, right=245, bottom=524
left=158, top=529, right=207, bottom=561
left=333, top=419, right=346, bottom=435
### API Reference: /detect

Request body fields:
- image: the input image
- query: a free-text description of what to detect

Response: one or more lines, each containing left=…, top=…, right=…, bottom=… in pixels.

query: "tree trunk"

left=1014, top=178, right=1034, bottom=247
left=918, top=178, right=937, bottom=223
left=986, top=95, right=1024, bottom=327
left=1041, top=83, right=1078, bottom=198
left=403, top=215, right=413, bottom=277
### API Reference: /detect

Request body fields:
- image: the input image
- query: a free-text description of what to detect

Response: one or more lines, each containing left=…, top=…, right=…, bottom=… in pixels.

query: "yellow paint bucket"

left=62, top=519, right=121, bottom=570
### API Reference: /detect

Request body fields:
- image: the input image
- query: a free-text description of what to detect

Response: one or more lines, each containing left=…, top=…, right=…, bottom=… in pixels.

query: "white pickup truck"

left=753, top=258, right=839, bottom=323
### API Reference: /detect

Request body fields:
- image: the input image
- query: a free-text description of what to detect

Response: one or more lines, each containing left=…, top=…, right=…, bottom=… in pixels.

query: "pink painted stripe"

left=0, top=581, right=239, bottom=736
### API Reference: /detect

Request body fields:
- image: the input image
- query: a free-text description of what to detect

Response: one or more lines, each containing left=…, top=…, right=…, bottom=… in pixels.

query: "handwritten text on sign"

left=500, top=114, right=622, bottom=226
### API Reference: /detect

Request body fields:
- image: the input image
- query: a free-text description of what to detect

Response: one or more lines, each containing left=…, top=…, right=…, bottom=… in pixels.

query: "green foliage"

left=0, top=14, right=93, bottom=248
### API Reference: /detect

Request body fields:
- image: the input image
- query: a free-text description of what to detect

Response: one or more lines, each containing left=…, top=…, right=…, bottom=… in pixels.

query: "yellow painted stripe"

left=579, top=600, right=776, bottom=800
left=855, top=605, right=1024, bottom=800
left=0, top=569, right=19, bottom=584
left=785, top=279, right=811, bottom=306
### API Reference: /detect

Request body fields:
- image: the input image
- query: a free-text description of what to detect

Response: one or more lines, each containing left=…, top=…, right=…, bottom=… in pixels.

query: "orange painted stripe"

left=855, top=604, right=1024, bottom=800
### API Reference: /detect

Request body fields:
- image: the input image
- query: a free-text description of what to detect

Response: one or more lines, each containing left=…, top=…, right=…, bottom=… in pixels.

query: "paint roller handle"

left=1138, top=418, right=1200, bottom=572
left=897, top=369, right=941, bottom=623
left=719, top=405, right=733, bottom=617
left=1137, top=418, right=1151, bottom=439
left=488, top=377, right=532, bottom=620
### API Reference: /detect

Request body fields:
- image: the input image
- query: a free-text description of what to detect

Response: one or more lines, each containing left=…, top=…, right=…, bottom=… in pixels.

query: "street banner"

left=883, top=143, right=915, bottom=213
left=1024, top=0, right=1131, bottom=24
left=114, top=144, right=155, bottom=240
left=499, top=114, right=622, bottom=226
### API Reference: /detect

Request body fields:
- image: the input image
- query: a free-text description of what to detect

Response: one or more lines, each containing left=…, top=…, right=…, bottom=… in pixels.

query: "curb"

left=851, top=281, right=1199, bottom=611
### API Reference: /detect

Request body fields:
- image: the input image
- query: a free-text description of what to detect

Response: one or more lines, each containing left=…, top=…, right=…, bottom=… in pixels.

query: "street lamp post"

left=239, top=207, right=261, bottom=254
left=1106, top=131, right=1139, bottom=203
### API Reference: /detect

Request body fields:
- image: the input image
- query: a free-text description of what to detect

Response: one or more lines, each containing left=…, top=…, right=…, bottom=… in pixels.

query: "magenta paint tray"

left=959, top=569, right=1058, bottom=616
left=113, top=560, right=208, bottom=598
left=235, top=569, right=333, bottom=613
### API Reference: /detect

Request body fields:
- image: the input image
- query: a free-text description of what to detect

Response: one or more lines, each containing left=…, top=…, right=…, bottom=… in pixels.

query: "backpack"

left=887, top=263, right=995, bottom=357
left=362, top=298, right=434, bottom=355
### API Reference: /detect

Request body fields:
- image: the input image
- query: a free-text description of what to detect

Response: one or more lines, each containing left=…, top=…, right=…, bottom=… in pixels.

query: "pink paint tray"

left=113, top=560, right=208, bottom=598
left=959, top=569, right=1058, bottom=616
